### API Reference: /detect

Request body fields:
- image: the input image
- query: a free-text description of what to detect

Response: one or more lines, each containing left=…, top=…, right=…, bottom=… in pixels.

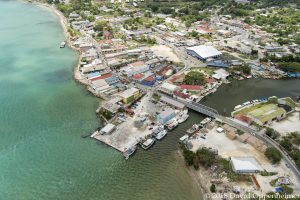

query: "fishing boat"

left=200, top=117, right=211, bottom=126
left=177, top=114, right=189, bottom=124
left=167, top=119, right=178, bottom=130
left=141, top=138, right=155, bottom=150
left=152, top=125, right=164, bottom=136
left=186, top=124, right=199, bottom=135
left=60, top=41, right=66, bottom=48
left=156, top=130, right=167, bottom=140
left=123, top=145, right=137, bottom=160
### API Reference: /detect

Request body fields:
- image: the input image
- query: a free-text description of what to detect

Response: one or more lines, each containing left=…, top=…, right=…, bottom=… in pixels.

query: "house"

left=158, top=82, right=178, bottom=95
left=230, top=157, right=262, bottom=174
left=180, top=85, right=202, bottom=93
left=100, top=123, right=116, bottom=135
left=118, top=87, right=140, bottom=104
left=157, top=109, right=176, bottom=124
left=69, top=12, right=80, bottom=19
left=186, top=45, right=222, bottom=61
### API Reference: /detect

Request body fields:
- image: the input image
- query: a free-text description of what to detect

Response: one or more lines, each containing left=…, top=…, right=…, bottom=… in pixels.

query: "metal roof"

left=187, top=45, right=222, bottom=59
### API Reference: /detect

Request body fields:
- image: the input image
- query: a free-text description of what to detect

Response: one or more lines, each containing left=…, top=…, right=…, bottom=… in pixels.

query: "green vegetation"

left=123, top=17, right=164, bottom=30
left=230, top=65, right=251, bottom=75
left=220, top=1, right=255, bottom=17
left=279, top=132, right=300, bottom=170
left=183, top=71, right=207, bottom=85
left=181, top=145, right=251, bottom=182
left=260, top=170, right=278, bottom=176
left=210, top=184, right=216, bottom=193
left=134, top=35, right=156, bottom=45
left=269, top=178, right=278, bottom=186
left=265, top=127, right=280, bottom=139
left=278, top=62, right=300, bottom=73
left=94, top=20, right=112, bottom=37
left=265, top=147, right=282, bottom=164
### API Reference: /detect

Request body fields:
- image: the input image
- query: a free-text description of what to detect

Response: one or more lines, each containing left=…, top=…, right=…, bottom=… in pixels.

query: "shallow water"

left=0, top=1, right=203, bottom=200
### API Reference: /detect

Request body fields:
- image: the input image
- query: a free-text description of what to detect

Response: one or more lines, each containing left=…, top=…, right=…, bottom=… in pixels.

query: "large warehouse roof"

left=187, top=45, right=222, bottom=59
left=231, top=157, right=262, bottom=172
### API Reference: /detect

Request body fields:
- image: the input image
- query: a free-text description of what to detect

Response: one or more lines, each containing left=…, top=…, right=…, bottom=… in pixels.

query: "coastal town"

left=37, top=0, right=300, bottom=198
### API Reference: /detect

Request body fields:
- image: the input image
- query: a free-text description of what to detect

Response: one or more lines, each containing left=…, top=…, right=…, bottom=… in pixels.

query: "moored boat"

left=60, top=41, right=66, bottom=48
left=178, top=114, right=189, bottom=124
left=167, top=119, right=178, bottom=130
left=141, top=138, right=155, bottom=150
left=123, top=145, right=137, bottom=160
left=186, top=124, right=199, bottom=135
left=156, top=130, right=167, bottom=140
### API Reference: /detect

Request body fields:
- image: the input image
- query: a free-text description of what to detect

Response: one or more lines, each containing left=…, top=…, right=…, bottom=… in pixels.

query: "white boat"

left=123, top=145, right=137, bottom=160
left=60, top=41, right=66, bottom=48
left=141, top=138, right=155, bottom=150
left=167, top=119, right=178, bottom=130
left=200, top=117, right=211, bottom=126
left=177, top=114, right=189, bottom=123
left=178, top=109, right=188, bottom=116
left=152, top=125, right=164, bottom=135
left=234, top=105, right=243, bottom=110
left=187, top=124, right=199, bottom=134
left=156, top=130, right=167, bottom=140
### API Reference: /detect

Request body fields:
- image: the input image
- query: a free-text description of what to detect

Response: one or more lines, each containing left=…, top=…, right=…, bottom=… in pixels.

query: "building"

left=160, top=96, right=185, bottom=110
left=121, top=61, right=149, bottom=77
left=118, top=87, right=140, bottom=104
left=180, top=85, right=202, bottom=93
left=100, top=123, right=116, bottom=135
left=207, top=60, right=231, bottom=68
left=212, top=69, right=230, bottom=80
left=186, top=45, right=222, bottom=61
left=157, top=109, right=176, bottom=124
left=231, top=157, right=262, bottom=173
left=158, top=82, right=178, bottom=95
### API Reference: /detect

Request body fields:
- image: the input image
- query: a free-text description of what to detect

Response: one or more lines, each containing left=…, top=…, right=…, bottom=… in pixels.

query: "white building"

left=231, top=157, right=262, bottom=173
left=100, top=123, right=116, bottom=135
left=158, top=83, right=178, bottom=95
left=187, top=45, right=222, bottom=61
left=121, top=61, right=149, bottom=77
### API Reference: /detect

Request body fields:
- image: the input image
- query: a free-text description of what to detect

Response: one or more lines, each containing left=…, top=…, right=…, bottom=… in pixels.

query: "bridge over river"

left=160, top=93, right=300, bottom=187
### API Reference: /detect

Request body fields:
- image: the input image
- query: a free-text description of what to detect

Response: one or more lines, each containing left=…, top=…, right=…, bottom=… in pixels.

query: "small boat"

left=200, top=117, right=211, bottom=126
left=152, top=125, right=164, bottom=135
left=156, top=130, right=167, bottom=140
left=60, top=41, right=66, bottom=48
left=167, top=119, right=178, bottom=130
left=123, top=145, right=137, bottom=160
left=177, top=114, right=189, bottom=124
left=186, top=124, right=199, bottom=135
left=141, top=138, right=155, bottom=150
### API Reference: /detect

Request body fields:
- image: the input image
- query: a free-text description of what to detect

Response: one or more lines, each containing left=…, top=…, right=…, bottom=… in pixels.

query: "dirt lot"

left=151, top=45, right=181, bottom=62
left=189, top=126, right=299, bottom=194
left=269, top=112, right=300, bottom=135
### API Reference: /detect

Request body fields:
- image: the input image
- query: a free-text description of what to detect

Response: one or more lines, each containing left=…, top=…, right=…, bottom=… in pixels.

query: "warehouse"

left=230, top=157, right=262, bottom=173
left=100, top=123, right=116, bottom=135
left=157, top=109, right=176, bottom=124
left=186, top=45, right=222, bottom=61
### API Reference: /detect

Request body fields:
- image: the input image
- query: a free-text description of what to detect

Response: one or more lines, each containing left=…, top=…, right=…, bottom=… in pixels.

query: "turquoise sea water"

left=0, top=1, right=203, bottom=200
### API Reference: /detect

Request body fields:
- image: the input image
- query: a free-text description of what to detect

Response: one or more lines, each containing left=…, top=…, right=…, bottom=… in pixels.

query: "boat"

left=177, top=114, right=189, bottom=123
left=60, top=41, right=66, bottom=48
left=167, top=119, right=178, bottom=130
left=123, top=145, right=137, bottom=160
left=156, top=130, right=167, bottom=140
left=141, top=138, right=155, bottom=150
left=186, top=124, right=199, bottom=135
left=200, top=117, right=211, bottom=126
left=152, top=125, right=164, bottom=135
left=178, top=109, right=188, bottom=116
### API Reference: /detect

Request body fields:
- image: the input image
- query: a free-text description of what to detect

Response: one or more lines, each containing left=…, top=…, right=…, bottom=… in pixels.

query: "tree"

left=280, top=138, right=292, bottom=152
left=210, top=184, right=216, bottom=193
left=265, top=147, right=282, bottom=164
left=265, top=128, right=279, bottom=139
left=183, top=71, right=207, bottom=85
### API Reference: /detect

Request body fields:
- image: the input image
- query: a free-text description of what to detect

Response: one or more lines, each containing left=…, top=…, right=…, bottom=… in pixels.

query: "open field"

left=151, top=45, right=181, bottom=63
left=269, top=112, right=300, bottom=135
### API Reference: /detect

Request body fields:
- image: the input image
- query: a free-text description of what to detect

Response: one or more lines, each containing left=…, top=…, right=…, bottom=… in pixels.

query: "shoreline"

left=28, top=1, right=89, bottom=88
left=177, top=150, right=210, bottom=200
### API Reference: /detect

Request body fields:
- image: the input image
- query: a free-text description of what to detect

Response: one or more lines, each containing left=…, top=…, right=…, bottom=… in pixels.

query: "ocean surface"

left=1, top=1, right=300, bottom=200
left=0, top=1, right=202, bottom=200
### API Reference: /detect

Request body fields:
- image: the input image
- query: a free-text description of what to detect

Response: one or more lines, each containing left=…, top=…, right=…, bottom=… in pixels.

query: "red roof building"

left=174, top=91, right=190, bottom=99
left=130, top=61, right=145, bottom=68
left=207, top=78, right=217, bottom=84
left=132, top=73, right=145, bottom=80
left=180, top=84, right=202, bottom=91
left=90, top=73, right=113, bottom=81
left=235, top=115, right=253, bottom=125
